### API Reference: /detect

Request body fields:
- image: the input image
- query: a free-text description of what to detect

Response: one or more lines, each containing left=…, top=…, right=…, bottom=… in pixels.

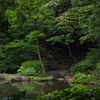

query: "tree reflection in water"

left=0, top=81, right=70, bottom=100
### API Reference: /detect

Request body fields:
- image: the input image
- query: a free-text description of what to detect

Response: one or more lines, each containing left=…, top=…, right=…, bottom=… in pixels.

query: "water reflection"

left=0, top=81, right=70, bottom=100
left=0, top=82, right=20, bottom=99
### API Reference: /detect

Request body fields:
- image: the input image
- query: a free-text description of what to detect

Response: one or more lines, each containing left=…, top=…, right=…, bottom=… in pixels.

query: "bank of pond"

left=0, top=80, right=100, bottom=100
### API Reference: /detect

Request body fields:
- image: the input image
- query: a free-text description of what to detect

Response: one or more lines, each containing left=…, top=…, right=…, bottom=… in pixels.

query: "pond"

left=0, top=80, right=71, bottom=100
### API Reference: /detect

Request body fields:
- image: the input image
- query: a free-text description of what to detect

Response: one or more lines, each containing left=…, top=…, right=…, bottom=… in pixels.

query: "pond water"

left=0, top=80, right=71, bottom=100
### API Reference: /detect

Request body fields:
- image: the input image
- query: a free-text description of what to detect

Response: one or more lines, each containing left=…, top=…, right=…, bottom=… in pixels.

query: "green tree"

left=3, top=0, right=55, bottom=73
left=0, top=0, right=100, bottom=74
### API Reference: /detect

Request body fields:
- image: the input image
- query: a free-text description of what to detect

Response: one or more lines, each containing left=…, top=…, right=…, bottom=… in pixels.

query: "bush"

left=34, top=72, right=48, bottom=77
left=43, top=60, right=60, bottom=71
left=71, top=59, right=92, bottom=74
left=0, top=63, right=7, bottom=72
left=93, top=62, right=100, bottom=81
left=71, top=72, right=99, bottom=83
left=87, top=48, right=100, bottom=63
left=17, top=67, right=37, bottom=76
left=40, top=84, right=100, bottom=100
left=0, top=63, right=19, bottom=73
left=21, top=60, right=41, bottom=72
left=72, top=73, right=87, bottom=83
left=17, top=67, right=48, bottom=77
left=71, top=48, right=100, bottom=74
left=17, top=60, right=41, bottom=76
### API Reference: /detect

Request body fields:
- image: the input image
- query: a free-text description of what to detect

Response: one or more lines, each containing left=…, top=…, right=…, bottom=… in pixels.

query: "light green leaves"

left=46, top=35, right=65, bottom=44
left=46, top=34, right=74, bottom=45
left=26, top=31, right=45, bottom=42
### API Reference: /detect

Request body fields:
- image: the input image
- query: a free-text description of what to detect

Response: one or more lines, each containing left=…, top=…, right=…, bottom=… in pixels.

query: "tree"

left=3, top=0, right=55, bottom=73
left=0, top=0, right=100, bottom=73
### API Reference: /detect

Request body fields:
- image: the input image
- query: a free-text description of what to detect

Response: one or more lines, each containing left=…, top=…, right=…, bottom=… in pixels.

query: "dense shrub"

left=0, top=63, right=7, bottom=72
left=21, top=60, right=41, bottom=72
left=40, top=84, right=100, bottom=100
left=17, top=60, right=49, bottom=76
left=17, top=67, right=48, bottom=77
left=71, top=48, right=100, bottom=74
left=94, top=62, right=100, bottom=81
left=17, top=67, right=37, bottom=76
left=17, top=60, right=41, bottom=76
left=0, top=63, right=19, bottom=73
left=0, top=45, right=33, bottom=73
left=71, top=59, right=92, bottom=74
left=72, top=73, right=87, bottom=82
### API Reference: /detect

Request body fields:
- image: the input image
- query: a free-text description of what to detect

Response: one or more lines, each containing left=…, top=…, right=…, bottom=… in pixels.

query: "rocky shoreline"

left=0, top=73, right=55, bottom=82
left=0, top=73, right=100, bottom=86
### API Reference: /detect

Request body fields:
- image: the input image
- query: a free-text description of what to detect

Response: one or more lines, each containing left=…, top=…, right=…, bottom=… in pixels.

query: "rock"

left=21, top=76, right=30, bottom=81
left=11, top=76, right=22, bottom=82
left=57, top=78, right=65, bottom=81
left=65, top=76, right=72, bottom=82
left=46, top=77, right=55, bottom=81
left=0, top=74, right=5, bottom=80
left=97, top=82, right=100, bottom=85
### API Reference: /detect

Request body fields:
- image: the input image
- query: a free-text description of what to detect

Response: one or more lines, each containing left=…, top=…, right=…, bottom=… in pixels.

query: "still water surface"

left=0, top=80, right=70, bottom=100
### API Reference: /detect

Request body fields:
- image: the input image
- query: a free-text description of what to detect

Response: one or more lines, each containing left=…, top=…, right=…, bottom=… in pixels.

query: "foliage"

left=0, top=64, right=7, bottom=73
left=17, top=60, right=49, bottom=76
left=71, top=72, right=89, bottom=83
left=0, top=0, right=100, bottom=75
left=20, top=60, right=41, bottom=72
left=43, top=60, right=60, bottom=71
left=54, top=0, right=100, bottom=44
left=17, top=67, right=36, bottom=76
left=40, top=84, right=100, bottom=100
left=17, top=67, right=48, bottom=77
left=71, top=59, right=92, bottom=74
left=59, top=72, right=71, bottom=78
left=93, top=62, right=100, bottom=81
left=46, top=34, right=74, bottom=45
left=70, top=71, right=100, bottom=83
left=70, top=48, right=100, bottom=82
left=0, top=44, right=33, bottom=73
left=34, top=72, right=48, bottom=77
left=71, top=48, right=100, bottom=74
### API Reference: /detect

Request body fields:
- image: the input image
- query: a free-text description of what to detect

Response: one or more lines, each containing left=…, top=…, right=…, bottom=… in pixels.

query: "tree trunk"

left=67, top=44, right=77, bottom=63
left=34, top=18, right=45, bottom=72
left=37, top=39, right=45, bottom=72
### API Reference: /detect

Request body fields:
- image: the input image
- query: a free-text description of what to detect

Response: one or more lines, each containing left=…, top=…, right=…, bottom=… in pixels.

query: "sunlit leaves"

left=26, top=31, right=45, bottom=42
left=46, top=34, right=74, bottom=45
left=46, top=35, right=64, bottom=44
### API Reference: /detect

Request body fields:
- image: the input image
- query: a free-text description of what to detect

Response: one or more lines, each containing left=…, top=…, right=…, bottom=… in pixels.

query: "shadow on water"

left=0, top=81, right=70, bottom=100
